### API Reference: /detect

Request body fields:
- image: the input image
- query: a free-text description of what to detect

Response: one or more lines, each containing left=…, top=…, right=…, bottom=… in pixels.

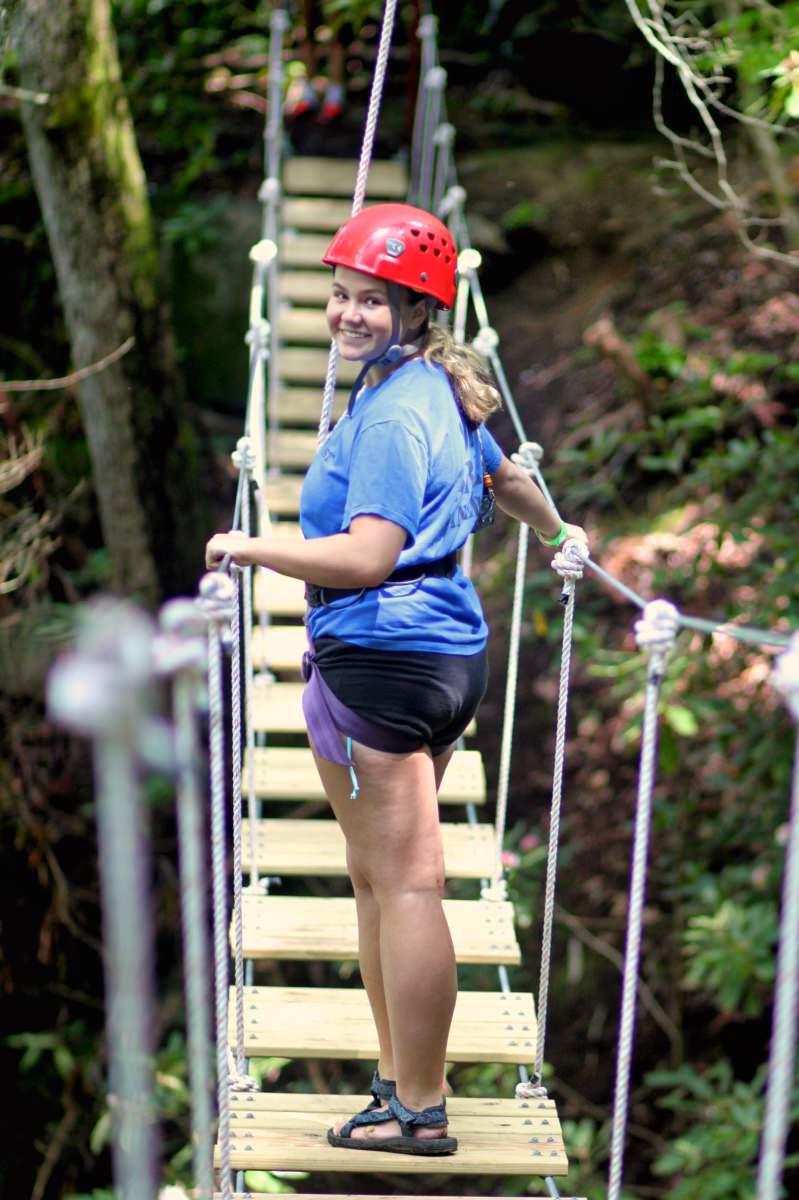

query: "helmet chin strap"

left=347, top=282, right=420, bottom=413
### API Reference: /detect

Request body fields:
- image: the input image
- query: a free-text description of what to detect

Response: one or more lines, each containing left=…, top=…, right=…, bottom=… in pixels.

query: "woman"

left=206, top=204, right=587, bottom=1156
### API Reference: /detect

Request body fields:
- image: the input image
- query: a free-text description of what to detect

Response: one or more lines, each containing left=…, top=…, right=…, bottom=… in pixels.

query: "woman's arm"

left=492, top=456, right=586, bottom=544
left=205, top=514, right=407, bottom=587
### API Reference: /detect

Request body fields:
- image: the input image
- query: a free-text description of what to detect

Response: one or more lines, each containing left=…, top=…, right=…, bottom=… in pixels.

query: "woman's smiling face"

left=326, top=267, right=428, bottom=362
left=326, top=267, right=395, bottom=361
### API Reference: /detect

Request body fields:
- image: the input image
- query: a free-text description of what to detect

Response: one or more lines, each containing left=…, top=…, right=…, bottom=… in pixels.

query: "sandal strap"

left=339, top=1104, right=397, bottom=1138
left=370, top=1070, right=396, bottom=1105
left=388, top=1093, right=448, bottom=1138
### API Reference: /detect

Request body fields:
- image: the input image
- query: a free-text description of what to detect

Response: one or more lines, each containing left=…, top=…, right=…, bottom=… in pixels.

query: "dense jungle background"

left=1, top=1, right=799, bottom=1198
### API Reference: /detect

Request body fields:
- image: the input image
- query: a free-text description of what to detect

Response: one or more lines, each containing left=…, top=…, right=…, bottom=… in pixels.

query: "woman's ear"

left=405, top=296, right=431, bottom=340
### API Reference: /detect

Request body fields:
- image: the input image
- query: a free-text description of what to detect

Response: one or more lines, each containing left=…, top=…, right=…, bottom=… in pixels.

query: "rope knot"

left=634, top=599, right=680, bottom=656
left=551, top=538, right=587, bottom=584
left=245, top=319, right=271, bottom=352
left=772, top=631, right=799, bottom=723
left=438, top=184, right=466, bottom=218
left=257, top=177, right=281, bottom=205
left=471, top=326, right=499, bottom=356
left=152, top=601, right=207, bottom=678
left=249, top=235, right=278, bottom=263
left=418, top=13, right=437, bottom=38
left=513, top=441, right=545, bottom=472
left=515, top=1080, right=549, bottom=1100
left=434, top=121, right=455, bottom=147
left=270, top=7, right=289, bottom=33
left=232, top=436, right=255, bottom=474
left=198, top=571, right=236, bottom=629
left=426, top=65, right=447, bottom=91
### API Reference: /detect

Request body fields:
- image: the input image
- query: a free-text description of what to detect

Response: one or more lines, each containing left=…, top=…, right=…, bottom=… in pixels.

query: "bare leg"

left=311, top=739, right=457, bottom=1140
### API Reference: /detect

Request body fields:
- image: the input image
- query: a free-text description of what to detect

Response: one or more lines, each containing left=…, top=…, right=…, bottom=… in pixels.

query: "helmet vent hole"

left=411, top=229, right=420, bottom=237
left=427, top=231, right=434, bottom=239
left=434, top=248, right=440, bottom=257
left=420, top=243, right=428, bottom=252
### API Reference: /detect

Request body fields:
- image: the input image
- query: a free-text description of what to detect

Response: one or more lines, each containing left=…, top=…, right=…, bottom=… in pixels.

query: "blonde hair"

left=417, top=323, right=502, bottom=426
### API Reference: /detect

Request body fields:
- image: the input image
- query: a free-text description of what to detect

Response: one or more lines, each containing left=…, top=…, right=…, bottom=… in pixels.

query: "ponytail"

left=418, top=323, right=502, bottom=425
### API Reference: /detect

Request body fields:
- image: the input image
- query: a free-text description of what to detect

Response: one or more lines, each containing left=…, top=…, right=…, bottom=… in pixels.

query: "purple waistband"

left=301, top=642, right=411, bottom=763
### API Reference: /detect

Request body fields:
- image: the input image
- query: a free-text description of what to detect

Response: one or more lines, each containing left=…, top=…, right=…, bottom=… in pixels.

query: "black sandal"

left=327, top=1092, right=457, bottom=1156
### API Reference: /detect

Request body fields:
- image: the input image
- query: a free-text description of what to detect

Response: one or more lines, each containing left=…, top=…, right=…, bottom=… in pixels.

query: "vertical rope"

left=489, top=521, right=529, bottom=894
left=241, top=473, right=260, bottom=892
left=607, top=600, right=679, bottom=1200
left=202, top=577, right=235, bottom=1200
left=534, top=581, right=577, bottom=1081
left=756, top=639, right=799, bottom=1200
left=317, top=0, right=400, bottom=445
left=229, top=570, right=246, bottom=1073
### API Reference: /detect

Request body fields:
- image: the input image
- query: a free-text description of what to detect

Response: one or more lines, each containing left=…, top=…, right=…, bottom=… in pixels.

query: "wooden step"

left=230, top=986, right=536, bottom=1062
left=280, top=271, right=334, bottom=307
left=254, top=569, right=305, bottom=616
left=241, top=818, right=494, bottom=879
left=241, top=896, right=520, bottom=964
left=216, top=1092, right=567, bottom=1174
left=251, top=624, right=306, bottom=671
left=279, top=307, right=333, bottom=346
left=280, top=347, right=359, bottom=385
left=284, top=157, right=407, bottom=199
left=266, top=428, right=318, bottom=469
left=281, top=231, right=335, bottom=268
left=250, top=681, right=476, bottom=739
left=278, top=385, right=347, bottom=424
left=284, top=197, right=360, bottom=232
left=262, top=475, right=303, bottom=518
left=243, top=746, right=487, bottom=806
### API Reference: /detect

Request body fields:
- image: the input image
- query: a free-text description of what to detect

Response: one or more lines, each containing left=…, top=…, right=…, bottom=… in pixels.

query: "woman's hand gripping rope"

left=206, top=531, right=257, bottom=571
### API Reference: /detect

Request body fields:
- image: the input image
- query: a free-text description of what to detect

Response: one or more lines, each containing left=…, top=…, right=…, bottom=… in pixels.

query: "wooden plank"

left=280, top=271, right=333, bottom=306
left=279, top=307, right=332, bottom=346
left=229, top=986, right=536, bottom=1062
left=253, top=569, right=305, bottom=616
left=243, top=746, right=487, bottom=805
left=251, top=624, right=306, bottom=672
left=283, top=197, right=359, bottom=232
left=266, top=428, right=318, bottom=469
left=281, top=232, right=335, bottom=268
left=250, top=682, right=476, bottom=738
left=284, top=157, right=407, bottom=199
left=261, top=475, right=303, bottom=518
left=240, top=818, right=494, bottom=879
left=240, top=896, right=520, bottom=965
left=280, top=347, right=359, bottom=385
left=278, top=386, right=347, bottom=424
left=216, top=1091, right=567, bottom=1174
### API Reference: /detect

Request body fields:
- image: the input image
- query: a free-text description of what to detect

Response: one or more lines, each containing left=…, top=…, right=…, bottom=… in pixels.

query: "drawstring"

left=346, top=736, right=360, bottom=799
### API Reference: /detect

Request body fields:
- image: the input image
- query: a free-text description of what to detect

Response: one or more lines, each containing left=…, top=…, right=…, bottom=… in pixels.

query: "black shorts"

left=313, top=637, right=488, bottom=756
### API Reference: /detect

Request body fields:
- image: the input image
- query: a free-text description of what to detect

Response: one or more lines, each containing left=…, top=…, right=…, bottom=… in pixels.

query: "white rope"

left=607, top=599, right=679, bottom=1200
left=533, top=543, right=585, bottom=1083
left=317, top=0, right=400, bottom=445
left=229, top=566, right=246, bottom=1074
left=198, top=571, right=236, bottom=1200
left=756, top=635, right=799, bottom=1200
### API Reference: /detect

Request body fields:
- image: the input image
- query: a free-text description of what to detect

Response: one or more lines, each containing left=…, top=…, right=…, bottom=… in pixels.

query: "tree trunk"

left=6, top=0, right=204, bottom=603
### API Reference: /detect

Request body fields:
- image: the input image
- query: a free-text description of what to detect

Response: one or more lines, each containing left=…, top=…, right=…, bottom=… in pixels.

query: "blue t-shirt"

left=299, top=358, right=504, bottom=653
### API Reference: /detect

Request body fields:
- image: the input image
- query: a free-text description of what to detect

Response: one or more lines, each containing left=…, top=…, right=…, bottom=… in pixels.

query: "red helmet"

left=322, top=203, right=457, bottom=309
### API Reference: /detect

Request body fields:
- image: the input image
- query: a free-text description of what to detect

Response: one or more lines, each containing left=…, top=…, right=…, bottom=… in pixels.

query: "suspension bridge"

left=45, top=5, right=799, bottom=1200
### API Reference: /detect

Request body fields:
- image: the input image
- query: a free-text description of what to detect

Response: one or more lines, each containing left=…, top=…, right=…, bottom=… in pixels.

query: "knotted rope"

left=197, top=571, right=237, bottom=1200
left=607, top=598, right=679, bottom=1200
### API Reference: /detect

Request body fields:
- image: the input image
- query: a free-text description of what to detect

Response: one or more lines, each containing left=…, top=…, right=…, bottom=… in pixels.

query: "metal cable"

left=756, top=640, right=799, bottom=1200
left=490, top=521, right=529, bottom=893
left=534, top=580, right=577, bottom=1082
left=317, top=0, right=400, bottom=444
